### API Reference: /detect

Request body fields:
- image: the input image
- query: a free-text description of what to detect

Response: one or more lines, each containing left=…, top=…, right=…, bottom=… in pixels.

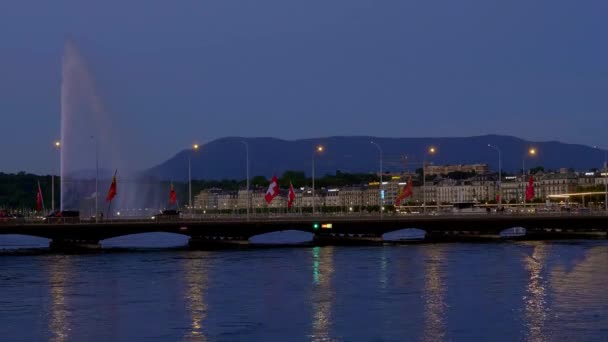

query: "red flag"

left=288, top=182, right=296, bottom=209
left=106, top=171, right=117, bottom=202
left=495, top=194, right=501, bottom=203
left=36, top=181, right=43, bottom=211
left=265, top=175, right=280, bottom=204
left=525, top=175, right=535, bottom=202
left=395, top=176, right=413, bottom=206
left=169, top=183, right=177, bottom=205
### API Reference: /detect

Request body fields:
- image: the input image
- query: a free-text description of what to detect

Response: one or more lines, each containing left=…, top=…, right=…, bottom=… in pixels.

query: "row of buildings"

left=193, top=164, right=608, bottom=211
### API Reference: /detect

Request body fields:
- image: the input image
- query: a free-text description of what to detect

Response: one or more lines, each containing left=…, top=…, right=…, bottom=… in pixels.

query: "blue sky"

left=1, top=0, right=607, bottom=174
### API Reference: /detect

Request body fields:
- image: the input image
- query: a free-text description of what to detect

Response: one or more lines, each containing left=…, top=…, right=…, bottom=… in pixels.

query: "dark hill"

left=147, top=135, right=606, bottom=180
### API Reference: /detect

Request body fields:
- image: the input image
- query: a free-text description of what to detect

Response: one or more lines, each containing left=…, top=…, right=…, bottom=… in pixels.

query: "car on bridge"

left=151, top=210, right=181, bottom=221
left=44, top=210, right=80, bottom=223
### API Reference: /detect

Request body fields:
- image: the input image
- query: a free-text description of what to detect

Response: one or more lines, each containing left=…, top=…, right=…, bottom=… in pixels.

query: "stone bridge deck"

left=0, top=214, right=606, bottom=250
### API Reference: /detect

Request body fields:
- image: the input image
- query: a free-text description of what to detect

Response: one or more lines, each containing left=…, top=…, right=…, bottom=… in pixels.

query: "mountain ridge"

left=147, top=134, right=606, bottom=181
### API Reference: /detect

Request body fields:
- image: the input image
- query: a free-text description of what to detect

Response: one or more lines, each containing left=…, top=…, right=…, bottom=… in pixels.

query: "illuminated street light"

left=312, top=145, right=325, bottom=215
left=488, top=144, right=502, bottom=207
left=423, top=146, right=437, bottom=213
left=522, top=147, right=538, bottom=209
left=189, top=143, right=200, bottom=210
left=52, top=140, right=61, bottom=212
left=371, top=141, right=384, bottom=220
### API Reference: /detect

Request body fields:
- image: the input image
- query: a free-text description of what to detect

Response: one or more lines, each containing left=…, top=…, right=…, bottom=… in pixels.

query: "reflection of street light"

left=189, top=143, right=200, bottom=209
left=52, top=140, right=61, bottom=212
left=312, top=145, right=324, bottom=215
left=371, top=141, right=384, bottom=219
left=423, top=146, right=437, bottom=213
left=488, top=144, right=502, bottom=207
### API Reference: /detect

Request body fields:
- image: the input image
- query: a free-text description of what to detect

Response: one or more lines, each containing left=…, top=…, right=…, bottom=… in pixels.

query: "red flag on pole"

left=265, top=175, right=280, bottom=204
left=106, top=170, right=117, bottom=202
left=169, top=183, right=177, bottom=205
left=36, top=181, right=43, bottom=211
left=288, top=182, right=296, bottom=209
left=395, top=176, right=413, bottom=206
left=525, top=175, right=535, bottom=202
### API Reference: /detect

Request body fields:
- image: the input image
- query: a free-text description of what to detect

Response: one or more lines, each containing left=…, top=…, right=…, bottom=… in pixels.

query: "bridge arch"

left=101, top=232, right=190, bottom=248
left=382, top=228, right=427, bottom=241
left=0, top=234, right=49, bottom=249
left=499, top=226, right=527, bottom=238
left=249, top=230, right=314, bottom=245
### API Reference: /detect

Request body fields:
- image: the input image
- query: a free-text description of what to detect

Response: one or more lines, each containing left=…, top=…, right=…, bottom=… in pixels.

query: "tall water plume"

left=60, top=39, right=165, bottom=216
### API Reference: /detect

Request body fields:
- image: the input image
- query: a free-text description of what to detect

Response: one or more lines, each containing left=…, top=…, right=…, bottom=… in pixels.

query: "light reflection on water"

left=523, top=243, right=550, bottom=342
left=423, top=245, right=447, bottom=342
left=0, top=240, right=607, bottom=340
left=311, top=246, right=335, bottom=342
left=182, top=252, right=210, bottom=342
left=47, top=256, right=72, bottom=342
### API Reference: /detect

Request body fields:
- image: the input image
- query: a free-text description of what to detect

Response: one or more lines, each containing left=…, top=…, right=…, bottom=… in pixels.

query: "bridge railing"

left=1, top=210, right=608, bottom=226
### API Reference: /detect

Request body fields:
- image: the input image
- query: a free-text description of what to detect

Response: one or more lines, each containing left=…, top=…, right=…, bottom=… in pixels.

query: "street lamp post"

left=89, top=136, right=99, bottom=222
left=488, top=144, right=502, bottom=208
left=604, top=151, right=607, bottom=213
left=596, top=147, right=608, bottom=213
left=423, top=147, right=437, bottom=214
left=371, top=141, right=383, bottom=219
left=522, top=147, right=537, bottom=211
left=604, top=150, right=607, bottom=213
left=241, top=140, right=250, bottom=221
left=52, top=141, right=61, bottom=213
left=312, top=145, right=324, bottom=215
left=189, top=143, right=200, bottom=211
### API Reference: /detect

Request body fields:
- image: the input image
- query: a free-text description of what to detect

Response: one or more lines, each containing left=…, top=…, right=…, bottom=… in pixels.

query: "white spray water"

left=60, top=39, right=165, bottom=216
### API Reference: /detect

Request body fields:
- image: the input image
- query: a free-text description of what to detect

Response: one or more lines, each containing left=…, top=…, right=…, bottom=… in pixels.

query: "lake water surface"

left=0, top=236, right=607, bottom=341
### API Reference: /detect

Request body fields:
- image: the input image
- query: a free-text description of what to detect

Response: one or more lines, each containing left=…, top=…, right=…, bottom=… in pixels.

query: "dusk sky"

left=1, top=0, right=607, bottom=174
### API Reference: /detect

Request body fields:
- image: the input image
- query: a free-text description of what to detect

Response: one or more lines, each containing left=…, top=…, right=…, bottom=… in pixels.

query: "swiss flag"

left=106, top=170, right=117, bottom=202
left=36, top=181, right=43, bottom=211
left=525, top=175, right=535, bottom=202
left=288, top=182, right=296, bottom=209
left=265, top=175, right=280, bottom=204
left=395, top=176, right=413, bottom=206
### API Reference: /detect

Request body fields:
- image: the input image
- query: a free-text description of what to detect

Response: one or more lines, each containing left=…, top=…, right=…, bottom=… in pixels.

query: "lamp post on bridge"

left=52, top=140, right=60, bottom=213
left=189, top=143, right=200, bottom=211
left=241, top=140, right=250, bottom=221
left=89, top=136, right=99, bottom=222
left=312, top=145, right=324, bottom=215
left=423, top=146, right=437, bottom=214
left=370, top=141, right=384, bottom=219
left=488, top=144, right=502, bottom=208
left=594, top=146, right=608, bottom=213
left=522, top=147, right=537, bottom=211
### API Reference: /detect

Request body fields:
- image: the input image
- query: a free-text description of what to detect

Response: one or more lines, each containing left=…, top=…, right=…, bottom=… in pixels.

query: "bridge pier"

left=50, top=239, right=101, bottom=251
left=188, top=236, right=250, bottom=249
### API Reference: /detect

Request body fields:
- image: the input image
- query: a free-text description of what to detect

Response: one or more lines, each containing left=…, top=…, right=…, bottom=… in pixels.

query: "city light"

left=316, top=145, right=324, bottom=153
left=428, top=146, right=437, bottom=154
left=193, top=144, right=200, bottom=151
left=528, top=148, right=537, bottom=156
left=54, top=141, right=61, bottom=148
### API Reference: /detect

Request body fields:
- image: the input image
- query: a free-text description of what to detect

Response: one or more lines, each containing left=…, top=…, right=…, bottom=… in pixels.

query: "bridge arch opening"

left=102, top=232, right=189, bottom=249
left=249, top=230, right=314, bottom=245
left=382, top=228, right=427, bottom=242
left=500, top=227, right=527, bottom=238
left=0, top=235, right=50, bottom=249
